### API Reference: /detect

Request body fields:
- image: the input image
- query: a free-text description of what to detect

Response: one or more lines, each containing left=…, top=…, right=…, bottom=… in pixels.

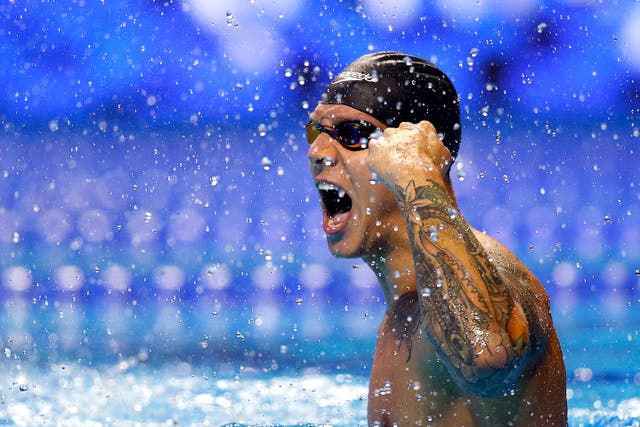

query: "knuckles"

left=367, top=120, right=451, bottom=182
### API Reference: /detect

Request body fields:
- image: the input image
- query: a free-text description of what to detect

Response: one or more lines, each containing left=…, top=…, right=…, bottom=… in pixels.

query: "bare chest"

left=367, top=292, right=471, bottom=425
left=366, top=292, right=567, bottom=426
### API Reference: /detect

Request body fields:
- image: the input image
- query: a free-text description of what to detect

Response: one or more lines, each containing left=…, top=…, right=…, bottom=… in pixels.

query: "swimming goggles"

left=305, top=120, right=380, bottom=151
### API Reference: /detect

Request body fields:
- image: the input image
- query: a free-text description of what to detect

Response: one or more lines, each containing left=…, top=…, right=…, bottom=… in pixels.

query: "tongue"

left=324, top=210, right=350, bottom=234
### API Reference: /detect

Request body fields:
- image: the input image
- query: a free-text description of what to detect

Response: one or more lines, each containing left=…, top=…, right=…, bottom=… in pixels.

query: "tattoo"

left=395, top=180, right=516, bottom=384
left=387, top=291, right=421, bottom=362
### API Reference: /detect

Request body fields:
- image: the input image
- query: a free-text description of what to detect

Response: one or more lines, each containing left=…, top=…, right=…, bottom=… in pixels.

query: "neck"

left=363, top=174, right=456, bottom=308
left=363, top=244, right=416, bottom=308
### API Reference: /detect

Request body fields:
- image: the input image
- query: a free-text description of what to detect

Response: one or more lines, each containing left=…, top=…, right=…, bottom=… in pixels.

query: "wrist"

left=390, top=161, right=448, bottom=188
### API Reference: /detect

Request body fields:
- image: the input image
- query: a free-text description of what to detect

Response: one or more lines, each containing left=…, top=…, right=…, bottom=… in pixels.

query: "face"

left=307, top=104, right=405, bottom=259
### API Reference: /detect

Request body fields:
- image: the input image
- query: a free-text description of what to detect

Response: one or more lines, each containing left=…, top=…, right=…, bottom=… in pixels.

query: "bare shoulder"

left=472, top=228, right=549, bottom=302
left=472, top=228, right=555, bottom=341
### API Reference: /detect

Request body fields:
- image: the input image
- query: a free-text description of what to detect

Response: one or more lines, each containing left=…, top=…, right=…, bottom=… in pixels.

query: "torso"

left=367, top=234, right=568, bottom=426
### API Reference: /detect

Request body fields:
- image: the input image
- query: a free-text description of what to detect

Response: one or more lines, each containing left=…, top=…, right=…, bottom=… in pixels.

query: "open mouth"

left=317, top=181, right=353, bottom=234
left=317, top=181, right=352, bottom=217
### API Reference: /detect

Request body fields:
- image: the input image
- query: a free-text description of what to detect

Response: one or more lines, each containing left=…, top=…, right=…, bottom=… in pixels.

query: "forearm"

left=395, top=176, right=529, bottom=395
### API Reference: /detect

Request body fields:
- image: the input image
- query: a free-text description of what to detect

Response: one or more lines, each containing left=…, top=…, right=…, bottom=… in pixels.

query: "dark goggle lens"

left=306, top=120, right=378, bottom=150
left=305, top=121, right=321, bottom=144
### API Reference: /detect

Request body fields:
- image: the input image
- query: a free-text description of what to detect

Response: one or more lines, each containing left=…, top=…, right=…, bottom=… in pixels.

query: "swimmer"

left=306, top=52, right=567, bottom=426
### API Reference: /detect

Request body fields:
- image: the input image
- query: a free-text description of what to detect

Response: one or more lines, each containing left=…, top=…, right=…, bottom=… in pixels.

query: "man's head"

left=320, top=51, right=461, bottom=162
left=307, top=52, right=460, bottom=260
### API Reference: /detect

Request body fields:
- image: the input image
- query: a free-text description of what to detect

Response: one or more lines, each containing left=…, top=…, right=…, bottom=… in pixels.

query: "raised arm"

left=369, top=121, right=538, bottom=396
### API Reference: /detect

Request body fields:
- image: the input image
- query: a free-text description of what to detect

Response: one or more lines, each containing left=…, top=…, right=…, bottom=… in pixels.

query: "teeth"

left=317, top=182, right=341, bottom=191
left=317, top=182, right=347, bottom=199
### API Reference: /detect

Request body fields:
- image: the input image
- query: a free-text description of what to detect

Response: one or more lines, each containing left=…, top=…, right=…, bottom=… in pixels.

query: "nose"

left=307, top=134, right=338, bottom=170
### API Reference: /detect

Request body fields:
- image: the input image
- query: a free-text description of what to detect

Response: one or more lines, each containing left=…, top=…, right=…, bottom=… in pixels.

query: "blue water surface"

left=0, top=291, right=638, bottom=426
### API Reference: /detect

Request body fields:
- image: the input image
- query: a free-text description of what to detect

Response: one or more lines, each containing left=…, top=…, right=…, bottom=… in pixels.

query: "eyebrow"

left=309, top=110, right=354, bottom=126
left=310, top=108, right=386, bottom=129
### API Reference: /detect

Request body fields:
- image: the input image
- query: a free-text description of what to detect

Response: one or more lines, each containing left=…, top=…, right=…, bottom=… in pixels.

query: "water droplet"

left=261, top=157, right=272, bottom=171
left=421, top=288, right=432, bottom=297
left=225, top=11, right=235, bottom=27
left=18, top=384, right=29, bottom=392
left=323, top=156, right=335, bottom=167
left=537, top=22, right=548, bottom=33
left=428, top=225, right=439, bottom=242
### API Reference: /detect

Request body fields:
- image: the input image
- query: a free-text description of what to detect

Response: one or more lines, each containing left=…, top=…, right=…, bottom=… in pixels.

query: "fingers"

left=396, top=120, right=437, bottom=134
left=386, top=121, right=451, bottom=173
left=367, top=120, right=451, bottom=185
left=416, top=120, right=438, bottom=135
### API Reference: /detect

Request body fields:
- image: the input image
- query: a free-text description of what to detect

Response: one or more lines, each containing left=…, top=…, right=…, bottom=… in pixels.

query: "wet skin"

left=308, top=104, right=567, bottom=426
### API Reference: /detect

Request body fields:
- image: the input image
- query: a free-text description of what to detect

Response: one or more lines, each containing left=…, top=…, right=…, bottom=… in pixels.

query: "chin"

left=326, top=235, right=364, bottom=259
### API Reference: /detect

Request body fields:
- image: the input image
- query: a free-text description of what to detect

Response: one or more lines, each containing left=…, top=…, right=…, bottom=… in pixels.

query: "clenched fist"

left=367, top=121, right=452, bottom=189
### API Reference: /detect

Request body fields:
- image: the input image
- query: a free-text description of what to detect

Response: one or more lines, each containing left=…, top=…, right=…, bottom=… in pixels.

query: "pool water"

left=0, top=292, right=638, bottom=426
left=2, top=0, right=639, bottom=425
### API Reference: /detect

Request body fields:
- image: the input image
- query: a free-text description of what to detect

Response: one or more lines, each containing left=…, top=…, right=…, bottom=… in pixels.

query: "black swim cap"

left=321, top=51, right=461, bottom=161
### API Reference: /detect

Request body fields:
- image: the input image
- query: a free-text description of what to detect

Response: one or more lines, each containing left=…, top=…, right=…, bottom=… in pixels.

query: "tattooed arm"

left=369, top=121, right=542, bottom=396
left=395, top=178, right=532, bottom=395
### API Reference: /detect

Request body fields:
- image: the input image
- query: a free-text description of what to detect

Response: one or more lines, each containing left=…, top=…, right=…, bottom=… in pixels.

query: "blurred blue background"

left=0, top=0, right=639, bottom=359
